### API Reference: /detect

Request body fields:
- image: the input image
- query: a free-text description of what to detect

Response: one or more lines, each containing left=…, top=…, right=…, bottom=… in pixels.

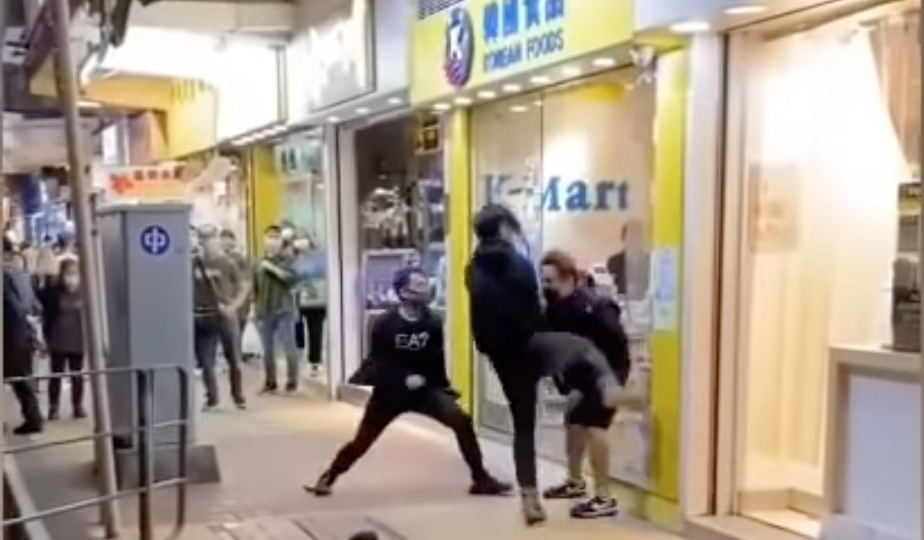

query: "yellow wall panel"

left=247, top=144, right=283, bottom=254
left=30, top=71, right=174, bottom=111
left=446, top=110, right=474, bottom=412
left=166, top=79, right=218, bottom=158
left=649, top=48, right=689, bottom=503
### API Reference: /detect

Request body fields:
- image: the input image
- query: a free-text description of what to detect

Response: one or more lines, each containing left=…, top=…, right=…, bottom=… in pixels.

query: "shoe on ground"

left=47, top=407, right=60, bottom=421
left=543, top=478, right=587, bottom=499
left=235, top=400, right=247, bottom=410
left=285, top=382, right=298, bottom=393
left=13, top=422, right=43, bottom=436
left=73, top=406, right=87, bottom=419
left=520, top=490, right=547, bottom=526
left=469, top=475, right=512, bottom=496
left=304, top=471, right=334, bottom=497
left=570, top=496, right=619, bottom=519
left=259, top=384, right=278, bottom=395
left=202, top=401, right=219, bottom=412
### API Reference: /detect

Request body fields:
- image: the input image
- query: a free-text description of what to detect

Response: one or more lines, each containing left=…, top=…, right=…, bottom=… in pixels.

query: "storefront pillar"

left=444, top=109, right=475, bottom=412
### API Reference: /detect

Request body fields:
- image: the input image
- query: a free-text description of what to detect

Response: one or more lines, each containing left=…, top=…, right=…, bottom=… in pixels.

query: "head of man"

left=393, top=266, right=432, bottom=315
left=540, top=250, right=579, bottom=303
left=264, top=225, right=283, bottom=255
left=198, top=226, right=222, bottom=257
left=474, top=204, right=522, bottom=244
left=219, top=229, right=238, bottom=253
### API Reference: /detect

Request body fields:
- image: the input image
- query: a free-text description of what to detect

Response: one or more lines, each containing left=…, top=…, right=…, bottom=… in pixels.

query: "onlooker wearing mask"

left=539, top=250, right=631, bottom=518
left=4, top=267, right=43, bottom=434
left=40, top=258, right=87, bottom=420
left=4, top=241, right=42, bottom=317
left=193, top=227, right=249, bottom=410
left=292, top=232, right=327, bottom=376
left=219, top=229, right=252, bottom=336
left=253, top=225, right=301, bottom=393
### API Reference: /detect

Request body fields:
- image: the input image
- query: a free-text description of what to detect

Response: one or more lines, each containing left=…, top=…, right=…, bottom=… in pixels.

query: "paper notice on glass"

left=651, top=248, right=679, bottom=332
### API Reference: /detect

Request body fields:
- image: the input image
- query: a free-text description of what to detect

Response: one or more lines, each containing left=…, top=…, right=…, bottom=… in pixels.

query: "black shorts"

left=565, top=393, right=616, bottom=429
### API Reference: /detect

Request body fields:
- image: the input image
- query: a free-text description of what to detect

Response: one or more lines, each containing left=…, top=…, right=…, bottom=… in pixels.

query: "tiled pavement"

left=9, top=366, right=687, bottom=540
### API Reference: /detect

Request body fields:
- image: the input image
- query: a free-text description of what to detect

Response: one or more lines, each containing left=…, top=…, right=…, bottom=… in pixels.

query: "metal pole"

left=48, top=0, right=121, bottom=537
left=1, top=2, right=8, bottom=535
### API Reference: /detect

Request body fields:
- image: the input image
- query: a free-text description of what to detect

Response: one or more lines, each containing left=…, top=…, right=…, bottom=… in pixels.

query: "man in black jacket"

left=4, top=268, right=43, bottom=434
left=306, top=267, right=509, bottom=497
left=466, top=204, right=547, bottom=523
left=539, top=250, right=631, bottom=518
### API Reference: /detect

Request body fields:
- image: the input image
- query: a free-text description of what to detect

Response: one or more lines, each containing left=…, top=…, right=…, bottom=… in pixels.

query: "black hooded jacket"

left=466, top=239, right=542, bottom=365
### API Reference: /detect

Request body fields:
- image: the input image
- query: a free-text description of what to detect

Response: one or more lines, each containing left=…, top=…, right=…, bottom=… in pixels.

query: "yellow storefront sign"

left=411, top=0, right=634, bottom=104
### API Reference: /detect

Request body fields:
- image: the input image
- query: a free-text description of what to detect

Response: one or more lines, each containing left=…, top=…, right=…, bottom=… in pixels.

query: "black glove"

left=444, top=387, right=462, bottom=400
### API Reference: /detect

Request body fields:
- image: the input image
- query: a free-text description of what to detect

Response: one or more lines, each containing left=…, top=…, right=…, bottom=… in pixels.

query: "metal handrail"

left=2, top=365, right=191, bottom=540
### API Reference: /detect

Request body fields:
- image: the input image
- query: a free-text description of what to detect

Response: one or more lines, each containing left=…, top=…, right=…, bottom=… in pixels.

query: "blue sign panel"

left=140, top=225, right=170, bottom=256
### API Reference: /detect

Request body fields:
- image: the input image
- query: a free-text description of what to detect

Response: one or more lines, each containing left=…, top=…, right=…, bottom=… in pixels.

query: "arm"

left=4, top=272, right=29, bottom=322
left=425, top=315, right=452, bottom=389
left=260, top=258, right=299, bottom=285
left=226, top=259, right=251, bottom=313
left=593, top=300, right=631, bottom=385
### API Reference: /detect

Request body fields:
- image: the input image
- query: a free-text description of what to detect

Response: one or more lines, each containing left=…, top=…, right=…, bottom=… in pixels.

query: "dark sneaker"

left=304, top=471, right=335, bottom=497
left=260, top=384, right=278, bottom=395
left=73, top=406, right=87, bottom=419
left=469, top=475, right=512, bottom=496
left=285, top=382, right=298, bottom=393
left=202, top=401, right=219, bottom=412
left=47, top=407, right=60, bottom=421
left=13, top=422, right=43, bottom=436
left=235, top=400, right=247, bottom=411
left=570, top=496, right=619, bottom=519
left=543, top=478, right=587, bottom=499
left=520, top=490, right=547, bottom=526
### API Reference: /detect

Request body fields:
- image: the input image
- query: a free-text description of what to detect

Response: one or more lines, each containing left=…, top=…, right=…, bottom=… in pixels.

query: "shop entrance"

left=715, top=3, right=920, bottom=537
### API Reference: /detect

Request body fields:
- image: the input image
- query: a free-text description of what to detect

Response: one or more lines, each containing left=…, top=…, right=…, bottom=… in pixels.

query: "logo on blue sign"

left=444, top=6, right=474, bottom=87
left=140, top=225, right=170, bottom=256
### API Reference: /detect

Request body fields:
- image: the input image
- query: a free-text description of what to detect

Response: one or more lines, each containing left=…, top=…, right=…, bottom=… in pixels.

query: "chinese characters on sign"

left=482, top=0, right=567, bottom=74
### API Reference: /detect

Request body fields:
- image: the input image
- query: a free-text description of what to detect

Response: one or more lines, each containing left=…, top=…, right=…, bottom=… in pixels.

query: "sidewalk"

left=8, top=366, right=688, bottom=540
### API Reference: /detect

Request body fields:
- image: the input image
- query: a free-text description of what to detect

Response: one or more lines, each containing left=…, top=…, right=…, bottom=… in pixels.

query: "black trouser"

left=5, top=346, right=42, bottom=426
left=295, top=306, right=326, bottom=366
left=493, top=362, right=540, bottom=491
left=328, top=387, right=489, bottom=481
left=48, top=352, right=85, bottom=410
left=194, top=314, right=244, bottom=406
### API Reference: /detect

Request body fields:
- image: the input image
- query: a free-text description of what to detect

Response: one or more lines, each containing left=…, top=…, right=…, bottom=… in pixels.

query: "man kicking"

left=305, top=266, right=510, bottom=497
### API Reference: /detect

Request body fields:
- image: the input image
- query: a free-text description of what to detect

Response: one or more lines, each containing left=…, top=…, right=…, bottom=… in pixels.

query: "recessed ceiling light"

left=327, top=116, right=340, bottom=123
left=592, top=57, right=617, bottom=68
left=477, top=90, right=497, bottom=99
left=561, top=66, right=582, bottom=77
left=530, top=75, right=550, bottom=85
left=454, top=97, right=473, bottom=105
left=509, top=105, right=528, bottom=113
left=502, top=83, right=521, bottom=93
left=387, top=97, right=402, bottom=105
left=533, top=100, right=542, bottom=107
left=670, top=20, right=711, bottom=33
left=725, top=4, right=767, bottom=15
left=433, top=103, right=451, bottom=111
left=356, top=107, right=370, bottom=114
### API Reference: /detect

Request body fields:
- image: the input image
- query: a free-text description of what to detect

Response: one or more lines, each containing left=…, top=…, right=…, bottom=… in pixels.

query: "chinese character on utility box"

left=502, top=0, right=520, bottom=36
left=483, top=1, right=500, bottom=43
left=545, top=0, right=565, bottom=22
left=523, top=0, right=542, bottom=28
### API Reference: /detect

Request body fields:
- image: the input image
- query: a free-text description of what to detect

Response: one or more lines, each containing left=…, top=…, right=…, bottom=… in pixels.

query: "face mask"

left=281, top=228, right=295, bottom=241
left=264, top=238, right=282, bottom=252
left=542, top=288, right=558, bottom=305
left=293, top=239, right=310, bottom=251
left=203, top=238, right=221, bottom=254
left=63, top=275, right=80, bottom=289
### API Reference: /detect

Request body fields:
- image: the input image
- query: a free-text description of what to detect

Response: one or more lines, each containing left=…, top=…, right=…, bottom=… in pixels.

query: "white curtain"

left=741, top=25, right=909, bottom=493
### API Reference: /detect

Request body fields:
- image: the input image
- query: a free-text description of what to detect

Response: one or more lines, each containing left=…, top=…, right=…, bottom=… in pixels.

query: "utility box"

left=97, top=203, right=218, bottom=487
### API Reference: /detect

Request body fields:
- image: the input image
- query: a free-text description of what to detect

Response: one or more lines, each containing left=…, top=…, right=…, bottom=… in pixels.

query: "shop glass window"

left=732, top=4, right=921, bottom=510
left=471, top=68, right=658, bottom=486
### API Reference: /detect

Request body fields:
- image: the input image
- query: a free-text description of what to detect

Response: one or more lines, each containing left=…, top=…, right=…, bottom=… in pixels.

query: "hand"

left=444, top=387, right=461, bottom=400
left=260, top=260, right=274, bottom=271
left=405, top=374, right=426, bottom=390
left=218, top=304, right=236, bottom=319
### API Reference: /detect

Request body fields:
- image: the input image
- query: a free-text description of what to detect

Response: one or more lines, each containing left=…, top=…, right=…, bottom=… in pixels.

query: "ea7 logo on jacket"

left=395, top=332, right=430, bottom=351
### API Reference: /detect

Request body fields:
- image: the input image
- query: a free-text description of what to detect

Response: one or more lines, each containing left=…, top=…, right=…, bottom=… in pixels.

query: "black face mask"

left=543, top=288, right=559, bottom=305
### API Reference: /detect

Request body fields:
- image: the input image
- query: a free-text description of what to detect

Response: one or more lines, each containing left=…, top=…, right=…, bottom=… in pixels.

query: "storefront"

left=410, top=0, right=689, bottom=526
left=666, top=2, right=921, bottom=540
left=276, top=0, right=417, bottom=395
